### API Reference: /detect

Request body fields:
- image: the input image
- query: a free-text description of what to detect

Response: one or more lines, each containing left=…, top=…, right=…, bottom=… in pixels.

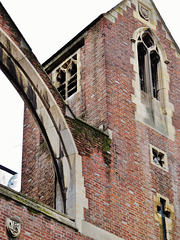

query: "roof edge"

left=42, top=14, right=104, bottom=68
left=0, top=2, right=32, bottom=51
left=150, top=0, right=180, bottom=53
left=43, top=0, right=180, bottom=69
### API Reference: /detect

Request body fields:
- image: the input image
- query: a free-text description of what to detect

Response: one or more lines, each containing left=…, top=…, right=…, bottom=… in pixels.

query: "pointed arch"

left=131, top=27, right=175, bottom=140
left=0, top=27, right=87, bottom=231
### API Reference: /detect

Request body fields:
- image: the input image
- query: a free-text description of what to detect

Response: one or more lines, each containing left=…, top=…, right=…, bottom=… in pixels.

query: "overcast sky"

left=0, top=0, right=179, bottom=185
left=1, top=0, right=180, bottom=63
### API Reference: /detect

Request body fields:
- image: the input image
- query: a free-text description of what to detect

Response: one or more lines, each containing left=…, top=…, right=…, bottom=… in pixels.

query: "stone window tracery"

left=152, top=149, right=164, bottom=167
left=56, top=54, right=78, bottom=100
left=131, top=27, right=175, bottom=140
left=150, top=145, right=168, bottom=171
left=137, top=31, right=160, bottom=99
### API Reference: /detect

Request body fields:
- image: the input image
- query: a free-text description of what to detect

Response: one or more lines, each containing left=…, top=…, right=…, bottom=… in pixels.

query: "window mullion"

left=66, top=70, right=70, bottom=100
left=147, top=49, right=153, bottom=98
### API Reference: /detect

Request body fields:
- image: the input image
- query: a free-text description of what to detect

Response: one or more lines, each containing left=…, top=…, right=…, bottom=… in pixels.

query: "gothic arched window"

left=131, top=28, right=175, bottom=140
left=137, top=31, right=160, bottom=99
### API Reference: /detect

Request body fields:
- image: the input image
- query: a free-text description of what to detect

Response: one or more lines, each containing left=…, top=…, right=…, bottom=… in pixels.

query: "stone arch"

left=132, top=27, right=169, bottom=62
left=0, top=27, right=87, bottom=231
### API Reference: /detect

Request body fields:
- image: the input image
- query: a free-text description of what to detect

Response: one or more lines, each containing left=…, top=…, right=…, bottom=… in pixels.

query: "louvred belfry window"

left=56, top=54, right=77, bottom=100
left=137, top=31, right=160, bottom=99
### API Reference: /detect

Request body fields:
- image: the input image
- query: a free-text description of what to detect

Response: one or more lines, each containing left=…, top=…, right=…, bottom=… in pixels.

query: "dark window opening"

left=152, top=148, right=165, bottom=167
left=138, top=43, right=147, bottom=92
left=39, top=133, right=44, bottom=145
left=142, top=32, right=154, bottom=48
left=157, top=198, right=171, bottom=240
left=151, top=51, right=160, bottom=99
left=138, top=31, right=160, bottom=99
left=56, top=54, right=78, bottom=100
left=62, top=60, right=70, bottom=70
left=68, top=74, right=77, bottom=97
left=69, top=61, right=77, bottom=76
left=57, top=70, right=66, bottom=85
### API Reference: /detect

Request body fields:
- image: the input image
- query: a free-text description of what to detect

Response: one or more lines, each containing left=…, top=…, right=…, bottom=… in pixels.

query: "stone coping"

left=0, top=184, right=76, bottom=230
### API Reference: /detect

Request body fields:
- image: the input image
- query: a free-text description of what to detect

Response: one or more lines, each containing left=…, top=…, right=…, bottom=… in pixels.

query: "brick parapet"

left=0, top=184, right=93, bottom=240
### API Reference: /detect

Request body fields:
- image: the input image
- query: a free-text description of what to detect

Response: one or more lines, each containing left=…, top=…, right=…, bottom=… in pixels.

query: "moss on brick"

left=67, top=117, right=111, bottom=164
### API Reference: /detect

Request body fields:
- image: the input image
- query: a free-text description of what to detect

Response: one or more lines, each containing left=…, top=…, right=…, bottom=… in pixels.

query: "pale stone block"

left=163, top=27, right=171, bottom=42
left=19, top=72, right=29, bottom=89
left=0, top=30, right=24, bottom=62
left=175, top=51, right=180, bottom=59
left=18, top=57, right=41, bottom=87
left=49, top=104, right=67, bottom=129
left=125, top=0, right=131, bottom=8
left=38, top=106, right=54, bottom=131
left=66, top=153, right=88, bottom=232
left=133, top=11, right=156, bottom=31
left=120, top=2, right=127, bottom=11
left=82, top=221, right=124, bottom=240
left=105, top=129, right=113, bottom=139
left=132, top=78, right=139, bottom=89
left=130, top=57, right=135, bottom=65
left=60, top=129, right=78, bottom=156
left=132, top=94, right=141, bottom=105
left=138, top=0, right=152, bottom=9
left=62, top=156, right=70, bottom=189
left=168, top=102, right=174, bottom=112
left=104, top=14, right=115, bottom=23
left=46, top=126, right=60, bottom=156
left=131, top=0, right=137, bottom=4
left=168, top=126, right=175, bottom=141
left=170, top=42, right=176, bottom=51
left=115, top=7, right=123, bottom=16
left=110, top=10, right=118, bottom=18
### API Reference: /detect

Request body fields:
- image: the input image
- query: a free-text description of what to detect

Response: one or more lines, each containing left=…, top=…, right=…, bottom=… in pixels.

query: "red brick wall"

left=1, top=1, right=180, bottom=239
left=0, top=195, right=92, bottom=240
left=21, top=106, right=55, bottom=208
left=66, top=2, right=180, bottom=239
left=67, top=19, right=108, bottom=128
left=82, top=19, right=108, bottom=128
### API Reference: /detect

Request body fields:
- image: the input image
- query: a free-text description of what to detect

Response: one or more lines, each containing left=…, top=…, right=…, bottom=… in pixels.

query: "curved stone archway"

left=0, top=28, right=77, bottom=159
left=0, top=27, right=88, bottom=231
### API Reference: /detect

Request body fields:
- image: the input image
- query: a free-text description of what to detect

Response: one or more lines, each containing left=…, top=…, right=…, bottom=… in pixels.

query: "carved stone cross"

left=157, top=199, right=170, bottom=240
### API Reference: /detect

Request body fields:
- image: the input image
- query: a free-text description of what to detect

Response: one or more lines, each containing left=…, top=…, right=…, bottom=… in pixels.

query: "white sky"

left=1, top=0, right=180, bottom=63
left=0, top=0, right=179, bottom=184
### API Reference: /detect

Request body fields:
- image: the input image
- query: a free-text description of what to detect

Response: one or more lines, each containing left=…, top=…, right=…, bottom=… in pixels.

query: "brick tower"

left=6, top=0, right=180, bottom=239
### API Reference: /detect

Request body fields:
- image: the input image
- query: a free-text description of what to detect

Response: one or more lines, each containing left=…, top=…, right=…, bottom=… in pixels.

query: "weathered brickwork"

left=0, top=189, right=92, bottom=240
left=61, top=1, right=179, bottom=239
left=55, top=3, right=180, bottom=238
left=21, top=106, right=55, bottom=208
left=0, top=0, right=180, bottom=240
